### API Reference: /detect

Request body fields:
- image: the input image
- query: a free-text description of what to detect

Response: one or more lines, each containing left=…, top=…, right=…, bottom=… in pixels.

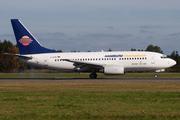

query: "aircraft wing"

left=63, top=59, right=104, bottom=71
left=5, top=53, right=32, bottom=59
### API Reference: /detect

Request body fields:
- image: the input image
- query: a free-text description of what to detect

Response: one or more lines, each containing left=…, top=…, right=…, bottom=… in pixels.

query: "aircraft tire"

left=154, top=74, right=158, bottom=78
left=89, top=73, right=97, bottom=79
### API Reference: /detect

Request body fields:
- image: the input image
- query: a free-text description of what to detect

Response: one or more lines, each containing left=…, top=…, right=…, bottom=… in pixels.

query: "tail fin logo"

left=19, top=36, right=33, bottom=46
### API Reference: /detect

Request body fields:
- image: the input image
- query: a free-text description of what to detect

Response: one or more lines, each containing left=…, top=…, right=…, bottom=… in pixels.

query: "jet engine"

left=104, top=65, right=125, bottom=75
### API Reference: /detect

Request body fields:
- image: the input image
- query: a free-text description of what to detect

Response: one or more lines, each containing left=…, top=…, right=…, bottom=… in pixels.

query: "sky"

left=0, top=0, right=180, bottom=55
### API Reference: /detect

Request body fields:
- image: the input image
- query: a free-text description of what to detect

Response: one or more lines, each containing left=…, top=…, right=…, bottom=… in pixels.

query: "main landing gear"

left=89, top=72, right=97, bottom=79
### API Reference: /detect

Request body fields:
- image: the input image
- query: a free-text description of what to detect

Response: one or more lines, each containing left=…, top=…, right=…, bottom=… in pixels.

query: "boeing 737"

left=6, top=19, right=176, bottom=78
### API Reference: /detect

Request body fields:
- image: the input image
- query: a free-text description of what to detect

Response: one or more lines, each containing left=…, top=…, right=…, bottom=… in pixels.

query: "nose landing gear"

left=154, top=72, right=158, bottom=78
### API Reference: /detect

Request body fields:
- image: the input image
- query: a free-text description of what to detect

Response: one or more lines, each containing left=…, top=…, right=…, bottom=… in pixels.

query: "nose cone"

left=169, top=59, right=176, bottom=67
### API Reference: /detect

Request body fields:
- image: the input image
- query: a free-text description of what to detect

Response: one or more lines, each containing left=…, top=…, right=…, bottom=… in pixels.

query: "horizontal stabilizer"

left=5, top=53, right=32, bottom=59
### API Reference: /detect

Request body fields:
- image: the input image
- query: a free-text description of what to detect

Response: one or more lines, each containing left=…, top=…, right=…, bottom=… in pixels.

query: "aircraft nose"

left=169, top=59, right=176, bottom=67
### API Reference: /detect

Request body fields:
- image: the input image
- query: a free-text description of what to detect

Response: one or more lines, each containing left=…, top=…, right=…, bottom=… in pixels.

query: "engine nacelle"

left=104, top=65, right=124, bottom=75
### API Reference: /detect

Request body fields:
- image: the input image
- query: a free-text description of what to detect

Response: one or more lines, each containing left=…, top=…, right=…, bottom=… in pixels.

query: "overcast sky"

left=0, top=0, right=180, bottom=54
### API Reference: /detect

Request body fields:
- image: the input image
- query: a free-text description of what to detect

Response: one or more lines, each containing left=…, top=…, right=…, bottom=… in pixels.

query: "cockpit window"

left=161, top=55, right=168, bottom=59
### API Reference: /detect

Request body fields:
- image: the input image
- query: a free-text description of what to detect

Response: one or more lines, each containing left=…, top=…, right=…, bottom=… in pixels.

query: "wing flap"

left=63, top=59, right=104, bottom=71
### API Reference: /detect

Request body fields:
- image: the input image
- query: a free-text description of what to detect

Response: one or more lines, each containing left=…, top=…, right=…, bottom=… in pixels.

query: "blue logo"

left=105, top=55, right=123, bottom=57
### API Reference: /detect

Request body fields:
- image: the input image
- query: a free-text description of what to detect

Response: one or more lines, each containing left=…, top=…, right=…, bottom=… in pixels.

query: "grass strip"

left=0, top=82, right=180, bottom=119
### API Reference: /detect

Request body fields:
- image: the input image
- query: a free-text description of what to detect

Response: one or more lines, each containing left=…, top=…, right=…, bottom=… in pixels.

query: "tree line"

left=0, top=40, right=26, bottom=72
left=0, top=39, right=179, bottom=72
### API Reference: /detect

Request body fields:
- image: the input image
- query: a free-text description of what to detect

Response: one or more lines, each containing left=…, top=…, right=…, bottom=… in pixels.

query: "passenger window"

left=114, top=58, right=116, bottom=60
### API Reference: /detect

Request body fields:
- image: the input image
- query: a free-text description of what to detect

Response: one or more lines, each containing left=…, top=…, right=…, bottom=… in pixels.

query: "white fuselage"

left=18, top=51, right=176, bottom=73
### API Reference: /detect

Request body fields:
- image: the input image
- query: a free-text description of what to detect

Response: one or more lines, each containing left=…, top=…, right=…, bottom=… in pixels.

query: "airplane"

left=6, top=19, right=176, bottom=78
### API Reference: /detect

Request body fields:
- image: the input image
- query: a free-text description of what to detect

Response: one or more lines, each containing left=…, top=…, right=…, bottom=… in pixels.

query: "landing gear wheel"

left=89, top=73, right=97, bottom=79
left=154, top=74, right=158, bottom=78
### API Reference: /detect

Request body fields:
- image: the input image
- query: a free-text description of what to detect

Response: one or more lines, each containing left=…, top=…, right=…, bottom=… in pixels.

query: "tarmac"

left=0, top=78, right=180, bottom=82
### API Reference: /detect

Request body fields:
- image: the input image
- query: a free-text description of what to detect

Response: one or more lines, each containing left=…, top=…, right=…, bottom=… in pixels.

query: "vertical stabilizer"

left=11, top=19, right=58, bottom=54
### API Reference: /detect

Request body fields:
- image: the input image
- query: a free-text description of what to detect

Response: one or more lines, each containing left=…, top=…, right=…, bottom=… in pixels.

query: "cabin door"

left=151, top=55, right=155, bottom=64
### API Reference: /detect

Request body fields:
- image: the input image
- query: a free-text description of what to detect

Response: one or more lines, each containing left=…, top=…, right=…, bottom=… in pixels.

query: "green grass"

left=0, top=82, right=180, bottom=119
left=0, top=73, right=180, bottom=78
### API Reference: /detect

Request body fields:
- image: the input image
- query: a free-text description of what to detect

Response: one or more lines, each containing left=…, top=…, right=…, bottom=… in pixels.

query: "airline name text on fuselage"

left=104, top=54, right=147, bottom=58
left=105, top=55, right=123, bottom=57
left=124, top=55, right=146, bottom=57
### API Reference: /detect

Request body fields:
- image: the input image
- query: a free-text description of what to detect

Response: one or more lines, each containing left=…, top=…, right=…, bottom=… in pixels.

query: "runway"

left=0, top=78, right=180, bottom=82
